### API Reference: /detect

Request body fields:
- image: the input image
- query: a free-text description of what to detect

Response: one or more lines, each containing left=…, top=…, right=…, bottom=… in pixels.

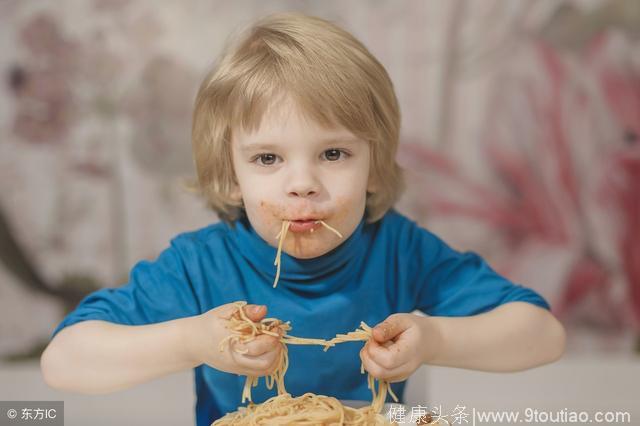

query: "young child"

left=41, top=12, right=565, bottom=425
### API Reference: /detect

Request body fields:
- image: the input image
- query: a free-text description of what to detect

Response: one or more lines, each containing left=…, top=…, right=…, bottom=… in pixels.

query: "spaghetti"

left=323, top=322, right=398, bottom=412
left=219, top=301, right=290, bottom=402
left=317, top=220, right=343, bottom=239
left=211, top=392, right=393, bottom=425
left=272, top=221, right=291, bottom=288
left=213, top=301, right=405, bottom=425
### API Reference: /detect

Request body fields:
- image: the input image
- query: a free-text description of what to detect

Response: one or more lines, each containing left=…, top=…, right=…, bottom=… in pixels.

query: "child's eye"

left=252, top=153, right=280, bottom=166
left=323, top=149, right=350, bottom=162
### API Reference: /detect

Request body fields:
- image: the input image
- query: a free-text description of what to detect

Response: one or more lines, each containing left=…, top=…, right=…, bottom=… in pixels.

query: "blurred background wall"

left=1, top=0, right=639, bottom=424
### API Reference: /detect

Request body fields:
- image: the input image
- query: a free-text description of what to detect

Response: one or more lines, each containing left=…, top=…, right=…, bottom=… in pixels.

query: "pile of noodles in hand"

left=212, top=301, right=439, bottom=425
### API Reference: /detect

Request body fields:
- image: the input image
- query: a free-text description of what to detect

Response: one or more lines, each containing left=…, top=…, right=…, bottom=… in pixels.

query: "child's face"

left=231, top=97, right=372, bottom=259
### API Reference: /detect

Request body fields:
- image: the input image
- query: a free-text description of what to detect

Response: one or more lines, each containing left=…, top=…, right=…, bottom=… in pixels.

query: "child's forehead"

left=233, top=95, right=357, bottom=143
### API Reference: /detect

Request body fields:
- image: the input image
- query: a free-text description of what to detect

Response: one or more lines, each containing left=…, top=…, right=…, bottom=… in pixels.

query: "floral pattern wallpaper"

left=0, top=0, right=638, bottom=360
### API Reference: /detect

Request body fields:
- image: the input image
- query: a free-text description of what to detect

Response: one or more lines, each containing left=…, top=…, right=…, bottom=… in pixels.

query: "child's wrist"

left=180, top=315, right=206, bottom=368
left=419, top=315, right=445, bottom=365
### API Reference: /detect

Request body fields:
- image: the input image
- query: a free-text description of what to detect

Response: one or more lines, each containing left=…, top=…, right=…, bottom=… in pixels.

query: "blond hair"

left=191, top=12, right=405, bottom=223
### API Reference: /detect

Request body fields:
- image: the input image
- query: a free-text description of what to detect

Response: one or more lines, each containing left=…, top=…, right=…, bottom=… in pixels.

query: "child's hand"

left=186, top=302, right=282, bottom=377
left=360, top=313, right=442, bottom=382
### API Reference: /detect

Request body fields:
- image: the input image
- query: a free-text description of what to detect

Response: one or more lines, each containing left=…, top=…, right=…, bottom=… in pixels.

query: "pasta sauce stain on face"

left=254, top=198, right=354, bottom=259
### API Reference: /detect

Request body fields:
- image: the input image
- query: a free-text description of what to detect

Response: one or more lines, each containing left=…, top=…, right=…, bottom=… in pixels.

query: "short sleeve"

left=413, top=230, right=550, bottom=316
left=51, top=237, right=201, bottom=338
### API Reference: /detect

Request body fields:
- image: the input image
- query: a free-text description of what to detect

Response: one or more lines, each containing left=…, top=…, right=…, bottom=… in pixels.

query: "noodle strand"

left=317, top=220, right=343, bottom=238
left=272, top=220, right=290, bottom=288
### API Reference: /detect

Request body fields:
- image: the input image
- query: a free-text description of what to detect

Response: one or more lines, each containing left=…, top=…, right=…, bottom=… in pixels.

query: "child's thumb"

left=373, top=315, right=410, bottom=343
left=244, top=304, right=267, bottom=321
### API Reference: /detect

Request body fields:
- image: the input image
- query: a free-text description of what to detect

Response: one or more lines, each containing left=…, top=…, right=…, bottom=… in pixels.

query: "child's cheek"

left=330, top=196, right=352, bottom=223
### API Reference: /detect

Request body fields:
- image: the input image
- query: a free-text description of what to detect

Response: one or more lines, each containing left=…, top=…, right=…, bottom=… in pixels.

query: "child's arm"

left=41, top=303, right=280, bottom=394
left=424, top=301, right=565, bottom=371
left=360, top=302, right=565, bottom=382
left=41, top=317, right=200, bottom=394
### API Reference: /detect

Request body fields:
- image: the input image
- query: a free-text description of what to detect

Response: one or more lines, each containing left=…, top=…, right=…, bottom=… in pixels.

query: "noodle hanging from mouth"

left=272, top=219, right=342, bottom=288
left=213, top=301, right=409, bottom=426
left=317, top=220, right=343, bottom=239
left=272, top=221, right=291, bottom=288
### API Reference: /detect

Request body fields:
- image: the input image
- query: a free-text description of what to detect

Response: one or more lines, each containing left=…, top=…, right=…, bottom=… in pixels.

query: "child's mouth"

left=288, top=219, right=322, bottom=233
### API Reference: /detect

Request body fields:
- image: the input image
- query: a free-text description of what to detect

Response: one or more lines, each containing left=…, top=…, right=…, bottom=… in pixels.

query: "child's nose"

left=287, top=182, right=319, bottom=198
left=285, top=167, right=321, bottom=198
left=289, top=187, right=318, bottom=198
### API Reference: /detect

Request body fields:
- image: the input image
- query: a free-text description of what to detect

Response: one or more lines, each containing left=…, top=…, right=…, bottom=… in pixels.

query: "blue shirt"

left=52, top=209, right=549, bottom=425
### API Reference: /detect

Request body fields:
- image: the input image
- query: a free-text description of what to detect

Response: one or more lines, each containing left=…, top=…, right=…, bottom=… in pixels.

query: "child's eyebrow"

left=239, top=143, right=281, bottom=153
left=318, top=136, right=363, bottom=146
left=240, top=136, right=362, bottom=153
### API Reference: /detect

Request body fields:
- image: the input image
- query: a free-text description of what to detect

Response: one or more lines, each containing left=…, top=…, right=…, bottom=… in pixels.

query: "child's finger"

left=235, top=335, right=280, bottom=357
left=213, top=302, right=246, bottom=319
left=234, top=347, right=281, bottom=373
left=372, top=315, right=412, bottom=343
left=237, top=364, right=274, bottom=377
left=243, top=304, right=267, bottom=322
left=360, top=346, right=409, bottom=380
left=365, top=337, right=411, bottom=369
